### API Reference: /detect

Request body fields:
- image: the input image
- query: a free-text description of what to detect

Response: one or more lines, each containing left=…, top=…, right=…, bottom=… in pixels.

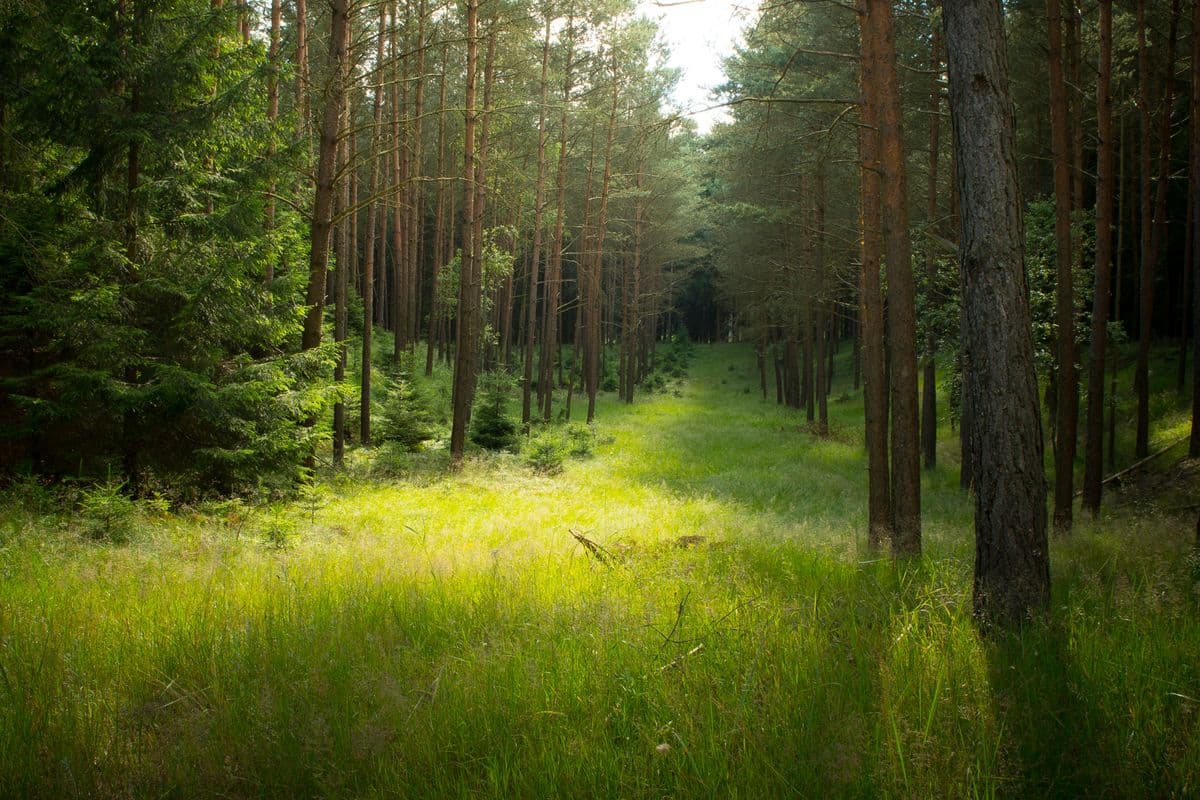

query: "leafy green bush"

left=471, top=372, right=518, bottom=451
left=377, top=376, right=438, bottom=452
left=79, top=480, right=136, bottom=543
left=565, top=423, right=595, bottom=457
left=522, top=432, right=565, bottom=474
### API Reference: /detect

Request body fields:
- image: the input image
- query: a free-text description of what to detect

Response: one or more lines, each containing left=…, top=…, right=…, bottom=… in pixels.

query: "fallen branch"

left=1074, top=435, right=1190, bottom=497
left=570, top=529, right=615, bottom=566
left=659, top=644, right=704, bottom=673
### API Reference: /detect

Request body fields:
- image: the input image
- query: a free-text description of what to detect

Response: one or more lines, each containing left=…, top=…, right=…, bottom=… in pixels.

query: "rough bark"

left=944, top=0, right=1050, bottom=625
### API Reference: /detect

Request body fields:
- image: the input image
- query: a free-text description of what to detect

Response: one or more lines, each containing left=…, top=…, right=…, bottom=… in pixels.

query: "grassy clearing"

left=1, top=343, right=1198, bottom=798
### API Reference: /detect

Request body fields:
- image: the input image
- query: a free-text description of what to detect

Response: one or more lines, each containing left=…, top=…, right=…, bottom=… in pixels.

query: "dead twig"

left=570, top=529, right=615, bottom=566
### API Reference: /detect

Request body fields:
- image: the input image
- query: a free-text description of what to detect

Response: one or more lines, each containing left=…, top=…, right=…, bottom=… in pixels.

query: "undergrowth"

left=0, top=343, right=1197, bottom=799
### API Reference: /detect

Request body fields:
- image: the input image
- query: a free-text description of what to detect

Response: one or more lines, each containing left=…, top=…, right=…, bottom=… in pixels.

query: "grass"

left=1, top=342, right=1198, bottom=798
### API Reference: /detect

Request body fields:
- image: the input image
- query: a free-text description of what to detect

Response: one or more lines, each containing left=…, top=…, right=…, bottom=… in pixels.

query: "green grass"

left=1, top=342, right=1198, bottom=798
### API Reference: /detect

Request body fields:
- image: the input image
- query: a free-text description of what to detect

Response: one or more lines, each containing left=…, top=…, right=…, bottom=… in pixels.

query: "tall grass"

left=1, top=343, right=1197, bottom=798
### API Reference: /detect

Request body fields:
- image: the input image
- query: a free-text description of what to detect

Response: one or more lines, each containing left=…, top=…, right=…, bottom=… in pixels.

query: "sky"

left=636, top=0, right=753, bottom=134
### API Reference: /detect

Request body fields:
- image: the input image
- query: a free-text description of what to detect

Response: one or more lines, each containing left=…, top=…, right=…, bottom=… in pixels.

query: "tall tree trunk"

left=295, top=0, right=308, bottom=142
left=1134, top=0, right=1181, bottom=458
left=333, top=97, right=350, bottom=467
left=1048, top=0, right=1077, bottom=531
left=426, top=35, right=449, bottom=376
left=944, top=0, right=1050, bottom=625
left=450, top=0, right=479, bottom=461
left=586, top=48, right=619, bottom=423
left=396, top=1, right=410, bottom=362
left=1191, top=0, right=1200, bottom=458
left=264, top=0, right=281, bottom=283
left=858, top=0, right=890, bottom=549
left=921, top=8, right=940, bottom=470
left=523, top=17, right=551, bottom=423
left=541, top=10, right=574, bottom=421
left=869, top=0, right=920, bottom=555
left=407, top=0, right=427, bottom=349
left=1082, top=0, right=1114, bottom=513
left=361, top=4, right=387, bottom=446
left=815, top=163, right=828, bottom=436
left=301, top=0, right=349, bottom=352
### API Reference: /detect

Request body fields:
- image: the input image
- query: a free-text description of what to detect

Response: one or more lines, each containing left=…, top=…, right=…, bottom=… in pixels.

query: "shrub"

left=79, top=479, right=136, bottom=543
left=523, top=433, right=565, bottom=474
left=377, top=376, right=438, bottom=452
left=471, top=372, right=519, bottom=451
left=565, top=423, right=595, bottom=457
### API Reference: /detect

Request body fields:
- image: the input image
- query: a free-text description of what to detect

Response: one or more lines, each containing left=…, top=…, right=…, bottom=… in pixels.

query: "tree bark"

left=1082, top=0, right=1114, bottom=513
left=858, top=0, right=890, bottom=549
left=944, top=0, right=1050, bottom=625
left=301, top=0, right=349, bottom=352
left=868, top=0, right=920, bottom=555
left=1047, top=0, right=1077, bottom=531
left=450, top=0, right=479, bottom=461
left=921, top=8, right=940, bottom=470
left=1134, top=0, right=1181, bottom=458
left=1191, top=0, right=1200, bottom=458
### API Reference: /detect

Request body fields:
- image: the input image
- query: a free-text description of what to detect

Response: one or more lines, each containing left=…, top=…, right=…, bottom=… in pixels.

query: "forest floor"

left=2, top=343, right=1199, bottom=798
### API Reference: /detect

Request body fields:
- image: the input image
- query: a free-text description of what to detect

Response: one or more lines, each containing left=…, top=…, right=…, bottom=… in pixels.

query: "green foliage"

left=1, top=345, right=1197, bottom=799
left=0, top=0, right=327, bottom=496
left=377, top=374, right=438, bottom=452
left=521, top=431, right=566, bottom=473
left=470, top=371, right=519, bottom=451
left=78, top=479, right=136, bottom=543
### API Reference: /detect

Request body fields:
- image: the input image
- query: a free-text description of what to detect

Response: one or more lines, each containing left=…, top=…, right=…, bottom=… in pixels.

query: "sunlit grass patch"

left=1, top=342, right=1198, bottom=798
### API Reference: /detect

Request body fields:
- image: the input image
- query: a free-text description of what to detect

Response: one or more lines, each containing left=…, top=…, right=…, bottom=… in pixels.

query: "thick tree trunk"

left=1083, top=1, right=1114, bottom=513
left=944, top=0, right=1050, bottom=625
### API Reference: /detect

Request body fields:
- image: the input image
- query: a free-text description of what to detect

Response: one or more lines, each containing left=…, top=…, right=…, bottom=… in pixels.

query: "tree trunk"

left=427, top=35, right=449, bottom=376
left=858, top=0, right=890, bottom=549
left=542, top=12, right=574, bottom=421
left=1134, top=0, right=1181, bottom=458
left=523, top=17, right=551, bottom=423
left=1083, top=0, right=1115, bottom=513
left=921, top=8, right=940, bottom=470
left=944, top=0, right=1050, bottom=625
left=332, top=96, right=350, bottom=467
left=1047, top=0, right=1077, bottom=531
left=301, top=0, right=349, bottom=352
left=361, top=5, right=388, bottom=445
left=449, top=0, right=479, bottom=461
left=1191, top=0, right=1200, bottom=458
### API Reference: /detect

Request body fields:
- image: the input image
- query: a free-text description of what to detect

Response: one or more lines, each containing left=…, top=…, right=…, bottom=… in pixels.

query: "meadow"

left=1, top=342, right=1198, bottom=798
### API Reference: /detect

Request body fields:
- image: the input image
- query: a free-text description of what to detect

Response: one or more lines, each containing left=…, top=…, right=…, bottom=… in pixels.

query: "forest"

left=1, top=0, right=1199, bottom=796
